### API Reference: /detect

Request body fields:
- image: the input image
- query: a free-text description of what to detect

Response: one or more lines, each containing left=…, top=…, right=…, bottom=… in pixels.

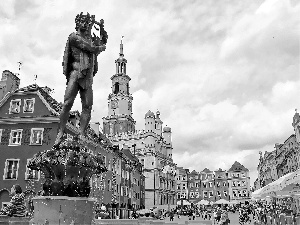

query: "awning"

left=196, top=199, right=210, bottom=205
left=177, top=199, right=191, bottom=205
left=252, top=170, right=300, bottom=199
left=213, top=199, right=229, bottom=204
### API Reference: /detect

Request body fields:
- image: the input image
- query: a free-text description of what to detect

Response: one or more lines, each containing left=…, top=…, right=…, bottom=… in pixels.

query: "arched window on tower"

left=114, top=82, right=119, bottom=94
left=127, top=83, right=129, bottom=94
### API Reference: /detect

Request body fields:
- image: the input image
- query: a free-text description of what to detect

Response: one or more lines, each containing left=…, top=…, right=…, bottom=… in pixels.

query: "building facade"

left=227, top=161, right=251, bottom=203
left=176, top=167, right=189, bottom=202
left=0, top=70, right=145, bottom=218
left=102, top=42, right=177, bottom=209
left=200, top=168, right=215, bottom=202
left=187, top=170, right=201, bottom=204
left=214, top=168, right=230, bottom=202
left=254, top=111, right=300, bottom=191
left=176, top=162, right=250, bottom=204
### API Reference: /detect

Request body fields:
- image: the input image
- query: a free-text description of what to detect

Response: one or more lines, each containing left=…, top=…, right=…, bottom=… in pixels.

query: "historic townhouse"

left=0, top=70, right=145, bottom=218
left=214, top=168, right=230, bottom=202
left=176, top=162, right=250, bottom=204
left=187, top=170, right=201, bottom=203
left=199, top=168, right=215, bottom=202
left=227, top=161, right=251, bottom=203
left=254, top=111, right=300, bottom=191
left=176, top=167, right=189, bottom=202
left=102, top=41, right=176, bottom=209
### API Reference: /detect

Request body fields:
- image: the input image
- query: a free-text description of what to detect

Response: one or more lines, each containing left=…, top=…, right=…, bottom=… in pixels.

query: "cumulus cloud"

left=0, top=0, right=299, bottom=186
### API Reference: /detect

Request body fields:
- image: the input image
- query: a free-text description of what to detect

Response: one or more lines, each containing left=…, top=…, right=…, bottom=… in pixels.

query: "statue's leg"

left=54, top=71, right=79, bottom=147
left=79, top=86, right=93, bottom=136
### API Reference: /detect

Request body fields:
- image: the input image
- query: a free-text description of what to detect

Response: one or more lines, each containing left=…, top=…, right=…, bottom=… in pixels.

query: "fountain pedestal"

left=32, top=196, right=96, bottom=225
left=28, top=139, right=107, bottom=225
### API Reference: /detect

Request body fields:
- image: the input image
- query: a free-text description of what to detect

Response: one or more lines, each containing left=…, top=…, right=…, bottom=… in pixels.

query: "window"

left=217, top=191, right=221, bottom=197
left=108, top=160, right=111, bottom=171
left=2, top=202, right=10, bottom=209
left=190, top=192, right=194, bottom=198
left=103, top=156, right=106, bottom=166
left=190, top=182, right=194, bottom=188
left=209, top=182, right=213, bottom=188
left=203, top=191, right=208, bottom=198
left=177, top=184, right=180, bottom=190
left=232, top=181, right=236, bottom=187
left=9, top=129, right=23, bottom=146
left=223, top=191, right=228, bottom=197
left=203, top=182, right=207, bottom=188
left=23, top=98, right=35, bottom=113
left=25, top=159, right=39, bottom=180
left=233, top=190, right=237, bottom=197
left=9, top=99, right=21, bottom=114
left=241, top=173, right=246, bottom=177
left=30, top=128, right=44, bottom=145
left=195, top=192, right=199, bottom=198
left=223, top=182, right=227, bottom=187
left=195, top=182, right=199, bottom=188
left=4, top=159, right=19, bottom=180
left=177, top=193, right=181, bottom=199
left=209, top=191, right=213, bottom=197
left=217, top=182, right=220, bottom=187
left=0, top=129, right=2, bottom=143
left=107, top=180, right=111, bottom=191
left=242, top=181, right=246, bottom=186
left=182, top=183, right=186, bottom=190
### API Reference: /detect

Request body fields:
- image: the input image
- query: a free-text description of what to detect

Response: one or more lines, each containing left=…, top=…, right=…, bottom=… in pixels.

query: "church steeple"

left=115, top=38, right=127, bottom=75
left=102, top=38, right=136, bottom=136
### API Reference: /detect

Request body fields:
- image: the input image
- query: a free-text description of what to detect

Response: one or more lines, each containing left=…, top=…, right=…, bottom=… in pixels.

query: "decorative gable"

left=0, top=84, right=61, bottom=119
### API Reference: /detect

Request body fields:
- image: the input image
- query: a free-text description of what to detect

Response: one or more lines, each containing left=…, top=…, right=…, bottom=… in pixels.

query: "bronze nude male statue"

left=54, top=12, right=108, bottom=148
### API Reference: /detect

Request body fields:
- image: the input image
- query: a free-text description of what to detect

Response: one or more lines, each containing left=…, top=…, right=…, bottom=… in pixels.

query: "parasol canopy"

left=214, top=199, right=229, bottom=204
left=196, top=199, right=210, bottom=205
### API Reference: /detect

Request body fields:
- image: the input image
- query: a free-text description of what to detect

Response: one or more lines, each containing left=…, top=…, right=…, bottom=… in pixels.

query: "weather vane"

left=17, top=61, right=22, bottom=74
left=34, top=75, right=37, bottom=84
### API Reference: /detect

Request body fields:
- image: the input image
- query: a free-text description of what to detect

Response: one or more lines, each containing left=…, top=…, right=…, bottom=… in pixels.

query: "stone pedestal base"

left=32, top=196, right=96, bottom=225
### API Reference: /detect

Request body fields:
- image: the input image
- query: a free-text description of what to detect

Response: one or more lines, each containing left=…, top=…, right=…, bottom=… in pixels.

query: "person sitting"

left=0, top=184, right=26, bottom=217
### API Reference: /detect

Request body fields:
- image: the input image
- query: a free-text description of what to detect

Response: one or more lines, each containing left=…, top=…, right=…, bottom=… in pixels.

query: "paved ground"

left=161, top=212, right=255, bottom=224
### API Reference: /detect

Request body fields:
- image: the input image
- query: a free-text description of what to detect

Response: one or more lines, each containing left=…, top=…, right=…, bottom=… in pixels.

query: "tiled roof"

left=15, top=84, right=112, bottom=147
left=201, top=168, right=212, bottom=173
left=228, top=161, right=249, bottom=172
left=17, top=84, right=62, bottom=114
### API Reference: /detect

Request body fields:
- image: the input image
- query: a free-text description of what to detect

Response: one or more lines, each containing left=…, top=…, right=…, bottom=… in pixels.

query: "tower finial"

left=296, top=108, right=298, bottom=113
left=120, top=36, right=124, bottom=56
left=17, top=61, right=22, bottom=71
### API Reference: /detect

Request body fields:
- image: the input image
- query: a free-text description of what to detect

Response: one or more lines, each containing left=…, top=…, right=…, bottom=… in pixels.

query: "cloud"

left=0, top=0, right=299, bottom=187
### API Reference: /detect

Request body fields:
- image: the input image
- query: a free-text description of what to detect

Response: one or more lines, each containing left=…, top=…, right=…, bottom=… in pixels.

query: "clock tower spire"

left=102, top=38, right=136, bottom=136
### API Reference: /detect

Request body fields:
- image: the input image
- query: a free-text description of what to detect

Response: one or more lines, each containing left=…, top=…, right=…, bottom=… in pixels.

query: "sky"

left=0, top=0, right=299, bottom=186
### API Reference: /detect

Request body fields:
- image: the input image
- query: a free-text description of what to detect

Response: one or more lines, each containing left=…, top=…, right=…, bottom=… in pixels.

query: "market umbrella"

left=228, top=200, right=238, bottom=205
left=177, top=199, right=191, bottom=206
left=214, top=199, right=229, bottom=204
left=197, top=199, right=210, bottom=205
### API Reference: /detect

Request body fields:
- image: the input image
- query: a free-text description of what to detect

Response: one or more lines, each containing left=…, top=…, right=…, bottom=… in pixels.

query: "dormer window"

left=23, top=98, right=35, bottom=113
left=9, top=99, right=21, bottom=114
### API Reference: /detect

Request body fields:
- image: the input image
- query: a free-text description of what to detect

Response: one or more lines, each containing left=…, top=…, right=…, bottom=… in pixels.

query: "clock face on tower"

left=111, top=100, right=118, bottom=109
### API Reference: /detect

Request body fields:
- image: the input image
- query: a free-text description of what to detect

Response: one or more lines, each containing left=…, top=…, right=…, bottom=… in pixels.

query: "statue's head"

left=75, top=12, right=95, bottom=32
